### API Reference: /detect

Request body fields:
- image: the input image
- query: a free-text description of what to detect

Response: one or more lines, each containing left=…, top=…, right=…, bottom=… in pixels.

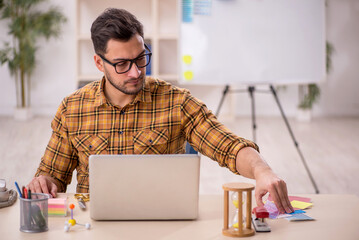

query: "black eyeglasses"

left=98, top=44, right=152, bottom=74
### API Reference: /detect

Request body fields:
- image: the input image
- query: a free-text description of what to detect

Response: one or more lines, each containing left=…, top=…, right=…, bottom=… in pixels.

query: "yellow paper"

left=182, top=55, right=192, bottom=64
left=291, top=200, right=313, bottom=209
left=184, top=71, right=193, bottom=81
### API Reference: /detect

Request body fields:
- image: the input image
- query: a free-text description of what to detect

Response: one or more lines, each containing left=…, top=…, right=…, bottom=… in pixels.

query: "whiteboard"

left=179, top=0, right=326, bottom=85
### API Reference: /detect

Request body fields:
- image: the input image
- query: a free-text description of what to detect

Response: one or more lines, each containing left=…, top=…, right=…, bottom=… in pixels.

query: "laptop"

left=89, top=154, right=201, bottom=220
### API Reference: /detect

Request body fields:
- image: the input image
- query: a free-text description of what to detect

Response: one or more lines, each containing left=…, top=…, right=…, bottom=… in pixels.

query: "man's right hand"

left=27, top=175, right=58, bottom=198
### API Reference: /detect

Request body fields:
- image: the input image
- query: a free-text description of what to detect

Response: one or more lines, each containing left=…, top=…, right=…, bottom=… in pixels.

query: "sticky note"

left=268, top=195, right=311, bottom=203
left=48, top=197, right=67, bottom=216
left=290, top=200, right=313, bottom=210
left=288, top=196, right=312, bottom=203
left=184, top=71, right=194, bottom=81
left=183, top=55, right=192, bottom=64
left=289, top=210, right=306, bottom=214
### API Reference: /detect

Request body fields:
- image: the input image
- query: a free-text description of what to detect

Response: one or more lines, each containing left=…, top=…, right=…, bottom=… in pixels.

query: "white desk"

left=1, top=194, right=359, bottom=240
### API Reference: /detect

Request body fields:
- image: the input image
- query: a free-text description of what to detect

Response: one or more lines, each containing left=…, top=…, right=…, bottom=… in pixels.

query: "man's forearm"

left=235, top=147, right=272, bottom=179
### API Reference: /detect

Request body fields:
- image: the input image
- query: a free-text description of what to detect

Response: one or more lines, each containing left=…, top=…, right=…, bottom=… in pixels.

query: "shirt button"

left=89, top=145, right=93, bottom=149
left=119, top=131, right=123, bottom=135
left=120, top=110, right=125, bottom=115
left=149, top=139, right=153, bottom=143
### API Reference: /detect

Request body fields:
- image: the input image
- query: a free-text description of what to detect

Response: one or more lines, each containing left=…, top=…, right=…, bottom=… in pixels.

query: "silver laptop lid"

left=89, top=154, right=200, bottom=220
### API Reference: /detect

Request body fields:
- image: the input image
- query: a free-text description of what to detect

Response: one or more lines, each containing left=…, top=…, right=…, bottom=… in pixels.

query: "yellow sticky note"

left=183, top=55, right=192, bottom=65
left=184, top=71, right=193, bottom=81
left=291, top=200, right=313, bottom=209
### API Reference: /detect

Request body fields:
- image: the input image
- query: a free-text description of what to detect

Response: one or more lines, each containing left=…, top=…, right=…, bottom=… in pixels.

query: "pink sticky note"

left=268, top=195, right=311, bottom=203
left=288, top=196, right=312, bottom=203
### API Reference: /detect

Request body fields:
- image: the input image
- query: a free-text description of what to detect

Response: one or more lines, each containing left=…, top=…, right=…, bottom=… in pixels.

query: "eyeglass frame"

left=97, top=43, right=152, bottom=74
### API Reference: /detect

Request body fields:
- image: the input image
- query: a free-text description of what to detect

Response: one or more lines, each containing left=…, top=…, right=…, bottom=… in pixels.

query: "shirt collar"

left=94, top=77, right=108, bottom=107
left=131, top=77, right=152, bottom=104
left=94, top=76, right=152, bottom=107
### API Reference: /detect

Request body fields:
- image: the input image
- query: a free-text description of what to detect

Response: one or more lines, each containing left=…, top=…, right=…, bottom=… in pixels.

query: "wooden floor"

left=1, top=116, right=358, bottom=196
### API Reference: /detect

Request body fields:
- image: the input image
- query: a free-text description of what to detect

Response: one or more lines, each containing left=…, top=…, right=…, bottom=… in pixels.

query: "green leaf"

left=326, top=41, right=334, bottom=74
left=298, top=84, right=320, bottom=109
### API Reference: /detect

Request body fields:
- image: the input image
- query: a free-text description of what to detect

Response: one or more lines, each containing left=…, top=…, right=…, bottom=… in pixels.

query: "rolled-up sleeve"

left=35, top=99, right=78, bottom=192
left=181, top=91, right=259, bottom=174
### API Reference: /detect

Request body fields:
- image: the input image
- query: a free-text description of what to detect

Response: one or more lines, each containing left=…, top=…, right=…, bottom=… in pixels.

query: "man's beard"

left=105, top=72, right=145, bottom=95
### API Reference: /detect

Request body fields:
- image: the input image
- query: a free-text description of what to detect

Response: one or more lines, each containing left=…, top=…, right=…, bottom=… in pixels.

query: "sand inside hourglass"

left=231, top=191, right=247, bottom=230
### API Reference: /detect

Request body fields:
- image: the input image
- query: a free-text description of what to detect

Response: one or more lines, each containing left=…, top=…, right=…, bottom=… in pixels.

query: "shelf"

left=77, top=34, right=91, bottom=41
left=77, top=34, right=154, bottom=41
left=159, top=34, right=178, bottom=40
left=157, top=74, right=178, bottom=82
left=77, top=0, right=153, bottom=37
left=159, top=0, right=179, bottom=36
left=78, top=74, right=102, bottom=81
left=159, top=39, right=178, bottom=76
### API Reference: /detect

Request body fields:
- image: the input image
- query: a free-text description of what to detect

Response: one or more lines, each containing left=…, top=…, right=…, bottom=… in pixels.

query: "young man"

left=28, top=8, right=293, bottom=214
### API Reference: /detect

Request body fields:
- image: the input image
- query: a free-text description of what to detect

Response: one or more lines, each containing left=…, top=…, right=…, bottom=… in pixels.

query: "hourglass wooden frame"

left=222, top=182, right=255, bottom=237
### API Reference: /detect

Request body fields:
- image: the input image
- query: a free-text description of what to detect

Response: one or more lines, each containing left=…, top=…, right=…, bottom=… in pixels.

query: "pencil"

left=14, top=181, right=22, bottom=198
left=23, top=187, right=28, bottom=199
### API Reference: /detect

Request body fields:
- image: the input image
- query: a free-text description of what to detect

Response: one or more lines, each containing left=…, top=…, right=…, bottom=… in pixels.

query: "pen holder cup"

left=19, top=193, right=49, bottom=233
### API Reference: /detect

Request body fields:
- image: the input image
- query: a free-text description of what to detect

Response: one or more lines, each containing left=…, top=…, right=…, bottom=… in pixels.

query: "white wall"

left=317, top=0, right=359, bottom=117
left=0, top=0, right=358, bottom=118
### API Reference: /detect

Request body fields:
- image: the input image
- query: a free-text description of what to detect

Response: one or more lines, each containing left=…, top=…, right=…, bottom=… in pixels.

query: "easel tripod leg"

left=269, top=85, right=320, bottom=194
left=248, top=86, right=257, bottom=142
left=216, top=85, right=230, bottom=116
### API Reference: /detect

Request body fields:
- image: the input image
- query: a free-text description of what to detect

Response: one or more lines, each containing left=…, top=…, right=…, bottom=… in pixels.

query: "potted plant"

left=0, top=0, right=66, bottom=120
left=297, top=41, right=334, bottom=122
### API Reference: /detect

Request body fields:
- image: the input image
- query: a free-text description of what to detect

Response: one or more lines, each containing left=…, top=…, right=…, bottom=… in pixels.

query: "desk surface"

left=1, top=194, right=359, bottom=240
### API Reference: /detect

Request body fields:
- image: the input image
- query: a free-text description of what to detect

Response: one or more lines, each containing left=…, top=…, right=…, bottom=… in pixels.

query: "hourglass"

left=222, top=182, right=255, bottom=237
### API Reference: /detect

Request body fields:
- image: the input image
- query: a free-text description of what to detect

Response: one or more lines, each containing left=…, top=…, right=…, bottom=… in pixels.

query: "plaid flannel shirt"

left=35, top=77, right=259, bottom=192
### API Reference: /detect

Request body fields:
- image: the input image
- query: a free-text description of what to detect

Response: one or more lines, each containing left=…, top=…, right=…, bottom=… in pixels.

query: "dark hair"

left=91, top=8, right=144, bottom=55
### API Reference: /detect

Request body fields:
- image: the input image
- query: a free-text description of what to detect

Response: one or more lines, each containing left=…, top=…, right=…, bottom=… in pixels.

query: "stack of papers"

left=264, top=195, right=315, bottom=221
left=48, top=197, right=67, bottom=217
